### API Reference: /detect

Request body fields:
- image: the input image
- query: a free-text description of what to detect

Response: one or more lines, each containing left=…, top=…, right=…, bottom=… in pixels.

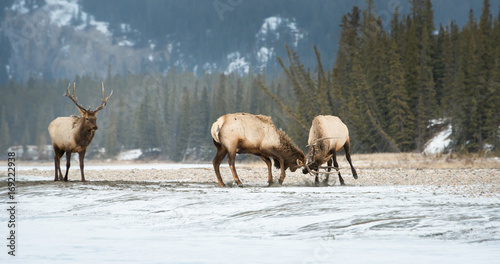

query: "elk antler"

left=92, top=82, right=113, bottom=113
left=307, top=136, right=340, bottom=147
left=65, top=83, right=89, bottom=113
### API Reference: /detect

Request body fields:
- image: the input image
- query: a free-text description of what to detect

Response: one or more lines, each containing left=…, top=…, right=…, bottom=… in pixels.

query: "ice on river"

left=1, top=175, right=499, bottom=263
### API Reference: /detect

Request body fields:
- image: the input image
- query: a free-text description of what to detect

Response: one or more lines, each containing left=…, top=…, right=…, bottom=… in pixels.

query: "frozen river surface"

left=1, top=175, right=499, bottom=263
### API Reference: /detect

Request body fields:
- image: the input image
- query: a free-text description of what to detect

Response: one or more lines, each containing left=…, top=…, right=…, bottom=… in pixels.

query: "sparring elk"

left=211, top=113, right=305, bottom=187
left=303, top=115, right=357, bottom=186
left=48, top=83, right=112, bottom=182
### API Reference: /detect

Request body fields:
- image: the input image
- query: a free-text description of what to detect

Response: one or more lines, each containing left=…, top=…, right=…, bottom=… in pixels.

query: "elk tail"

left=211, top=117, right=224, bottom=143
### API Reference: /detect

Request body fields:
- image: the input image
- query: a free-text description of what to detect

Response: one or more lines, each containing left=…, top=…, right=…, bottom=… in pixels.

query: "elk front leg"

left=79, top=150, right=86, bottom=182
left=64, top=151, right=71, bottom=181
left=314, top=168, right=320, bottom=186
left=259, top=156, right=274, bottom=186
left=323, top=159, right=332, bottom=186
left=53, top=148, right=64, bottom=181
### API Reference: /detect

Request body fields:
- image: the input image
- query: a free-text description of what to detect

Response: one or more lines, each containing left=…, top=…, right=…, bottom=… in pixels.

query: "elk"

left=48, top=82, right=112, bottom=182
left=211, top=113, right=305, bottom=187
left=303, top=115, right=357, bottom=186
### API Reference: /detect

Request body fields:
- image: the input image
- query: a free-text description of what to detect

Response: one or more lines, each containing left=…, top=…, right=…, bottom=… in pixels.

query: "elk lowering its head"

left=211, top=113, right=305, bottom=187
left=302, top=115, right=357, bottom=186
left=48, top=83, right=112, bottom=182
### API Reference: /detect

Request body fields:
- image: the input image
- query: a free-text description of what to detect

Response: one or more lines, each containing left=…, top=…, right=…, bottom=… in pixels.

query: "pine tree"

left=0, top=107, right=11, bottom=155
left=453, top=10, right=481, bottom=152
left=174, top=87, right=191, bottom=161
left=116, top=94, right=133, bottom=148
left=189, top=83, right=207, bottom=157
left=135, top=92, right=150, bottom=149
left=212, top=73, right=227, bottom=119
left=199, top=86, right=212, bottom=158
left=235, top=79, right=243, bottom=112
left=105, top=110, right=120, bottom=157
left=440, top=24, right=458, bottom=117
left=166, top=83, right=178, bottom=157
left=387, top=40, right=414, bottom=151
left=135, top=88, right=161, bottom=151
left=415, top=25, right=438, bottom=150
left=432, top=26, right=446, bottom=108
left=404, top=19, right=419, bottom=111
left=343, top=46, right=398, bottom=153
left=477, top=0, right=498, bottom=152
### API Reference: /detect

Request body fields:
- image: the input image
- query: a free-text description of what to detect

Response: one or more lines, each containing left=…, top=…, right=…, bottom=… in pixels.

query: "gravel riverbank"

left=16, top=155, right=500, bottom=198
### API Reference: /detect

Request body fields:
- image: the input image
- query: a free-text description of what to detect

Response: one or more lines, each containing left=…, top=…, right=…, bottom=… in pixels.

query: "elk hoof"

left=278, top=179, right=283, bottom=185
left=267, top=180, right=274, bottom=187
left=353, top=172, right=358, bottom=179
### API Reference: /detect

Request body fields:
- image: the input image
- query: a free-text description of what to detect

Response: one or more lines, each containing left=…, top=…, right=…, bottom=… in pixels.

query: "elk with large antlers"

left=48, top=82, right=112, bottom=182
left=302, top=115, right=357, bottom=186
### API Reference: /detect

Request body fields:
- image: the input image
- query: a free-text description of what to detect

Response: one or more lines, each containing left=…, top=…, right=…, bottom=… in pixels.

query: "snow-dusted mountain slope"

left=1, top=0, right=497, bottom=84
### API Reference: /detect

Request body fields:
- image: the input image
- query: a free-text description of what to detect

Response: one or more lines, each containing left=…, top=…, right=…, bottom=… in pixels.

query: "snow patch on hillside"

left=11, top=0, right=31, bottom=14
left=29, top=0, right=112, bottom=35
left=253, top=16, right=306, bottom=72
left=256, top=16, right=305, bottom=47
left=423, top=124, right=452, bottom=154
left=44, top=0, right=78, bottom=27
left=118, top=39, right=135, bottom=47
left=225, top=52, right=249, bottom=75
left=257, top=47, right=274, bottom=71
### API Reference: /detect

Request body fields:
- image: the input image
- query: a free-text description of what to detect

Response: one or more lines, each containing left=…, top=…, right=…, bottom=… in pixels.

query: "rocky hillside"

left=0, top=0, right=497, bottom=84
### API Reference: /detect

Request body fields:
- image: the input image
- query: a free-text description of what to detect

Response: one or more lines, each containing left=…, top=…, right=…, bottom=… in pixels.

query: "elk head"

left=289, top=152, right=306, bottom=172
left=65, top=82, right=113, bottom=134
left=302, top=137, right=335, bottom=174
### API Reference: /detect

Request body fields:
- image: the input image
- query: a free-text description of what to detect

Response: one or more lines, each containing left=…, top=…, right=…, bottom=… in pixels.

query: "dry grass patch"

left=346, top=153, right=500, bottom=169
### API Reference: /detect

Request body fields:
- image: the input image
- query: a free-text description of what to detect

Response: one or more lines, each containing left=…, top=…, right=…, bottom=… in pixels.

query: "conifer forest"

left=1, top=0, right=499, bottom=160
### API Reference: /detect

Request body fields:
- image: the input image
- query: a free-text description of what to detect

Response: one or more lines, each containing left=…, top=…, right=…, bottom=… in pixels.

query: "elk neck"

left=74, top=116, right=95, bottom=148
left=277, top=130, right=305, bottom=169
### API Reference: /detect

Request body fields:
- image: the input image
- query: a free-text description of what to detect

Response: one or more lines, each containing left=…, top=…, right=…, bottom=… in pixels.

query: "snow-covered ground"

left=1, top=176, right=498, bottom=263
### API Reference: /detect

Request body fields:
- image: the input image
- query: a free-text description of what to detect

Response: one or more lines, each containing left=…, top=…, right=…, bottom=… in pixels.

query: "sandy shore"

left=12, top=153, right=500, bottom=197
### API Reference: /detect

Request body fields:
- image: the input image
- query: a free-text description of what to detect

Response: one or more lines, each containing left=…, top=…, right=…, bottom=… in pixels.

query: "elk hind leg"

left=212, top=140, right=227, bottom=187
left=53, top=147, right=64, bottom=181
left=227, top=150, right=243, bottom=186
left=332, top=150, right=345, bottom=186
left=259, top=156, right=274, bottom=186
left=344, top=141, right=358, bottom=179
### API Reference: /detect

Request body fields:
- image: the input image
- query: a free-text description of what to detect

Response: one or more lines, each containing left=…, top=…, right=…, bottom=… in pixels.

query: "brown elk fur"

left=48, top=83, right=112, bottom=182
left=303, top=115, right=357, bottom=186
left=211, top=113, right=305, bottom=187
